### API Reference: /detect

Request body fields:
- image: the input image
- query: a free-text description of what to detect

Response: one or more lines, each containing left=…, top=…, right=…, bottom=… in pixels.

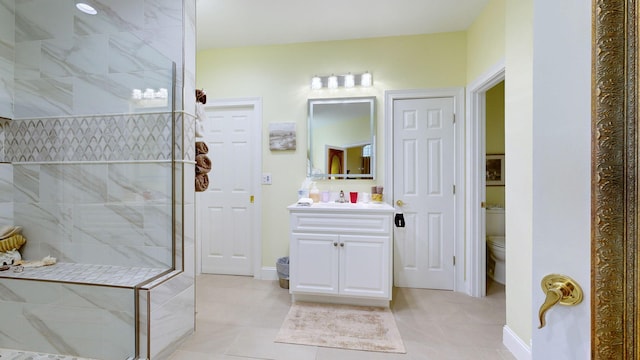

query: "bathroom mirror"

left=307, top=97, right=375, bottom=180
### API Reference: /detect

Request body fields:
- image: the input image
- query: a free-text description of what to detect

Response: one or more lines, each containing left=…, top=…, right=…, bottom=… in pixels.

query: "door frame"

left=195, top=97, right=263, bottom=278
left=466, top=62, right=505, bottom=297
left=384, top=88, right=465, bottom=292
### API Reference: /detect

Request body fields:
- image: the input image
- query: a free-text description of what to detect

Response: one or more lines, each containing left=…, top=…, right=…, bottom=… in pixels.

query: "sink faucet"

left=336, top=190, right=348, bottom=203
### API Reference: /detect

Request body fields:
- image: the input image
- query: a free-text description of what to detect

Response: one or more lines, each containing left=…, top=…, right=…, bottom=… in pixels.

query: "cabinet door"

left=339, top=234, right=391, bottom=299
left=290, top=233, right=340, bottom=295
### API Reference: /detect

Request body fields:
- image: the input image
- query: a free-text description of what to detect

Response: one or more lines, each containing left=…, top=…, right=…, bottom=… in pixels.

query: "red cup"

left=349, top=192, right=358, bottom=203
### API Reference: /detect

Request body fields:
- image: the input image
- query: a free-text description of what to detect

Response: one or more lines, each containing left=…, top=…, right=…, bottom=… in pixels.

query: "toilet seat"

left=487, top=236, right=505, bottom=248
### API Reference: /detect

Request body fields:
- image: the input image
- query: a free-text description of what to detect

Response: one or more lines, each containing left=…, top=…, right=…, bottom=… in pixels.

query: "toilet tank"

left=486, top=208, right=505, bottom=236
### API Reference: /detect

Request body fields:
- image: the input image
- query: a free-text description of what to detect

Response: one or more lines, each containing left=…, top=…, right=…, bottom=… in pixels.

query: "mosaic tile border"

left=4, top=113, right=174, bottom=162
left=180, top=112, right=196, bottom=161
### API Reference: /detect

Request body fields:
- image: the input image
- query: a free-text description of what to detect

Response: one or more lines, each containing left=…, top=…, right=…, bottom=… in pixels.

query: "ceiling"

left=196, top=0, right=491, bottom=50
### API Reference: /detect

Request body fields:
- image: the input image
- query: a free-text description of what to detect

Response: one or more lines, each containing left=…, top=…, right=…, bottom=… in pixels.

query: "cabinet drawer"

left=291, top=212, right=391, bottom=234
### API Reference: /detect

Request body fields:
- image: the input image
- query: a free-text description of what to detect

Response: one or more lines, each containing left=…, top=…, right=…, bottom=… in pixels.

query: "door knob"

left=396, top=200, right=405, bottom=206
left=537, top=274, right=583, bottom=329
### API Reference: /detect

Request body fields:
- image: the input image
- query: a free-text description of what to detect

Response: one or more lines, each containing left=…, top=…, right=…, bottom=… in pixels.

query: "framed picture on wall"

left=269, top=122, right=296, bottom=150
left=486, top=154, right=505, bottom=186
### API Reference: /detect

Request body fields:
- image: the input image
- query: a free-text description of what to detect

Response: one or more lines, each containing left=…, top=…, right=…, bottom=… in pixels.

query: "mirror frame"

left=307, top=96, right=376, bottom=180
left=592, top=0, right=639, bottom=357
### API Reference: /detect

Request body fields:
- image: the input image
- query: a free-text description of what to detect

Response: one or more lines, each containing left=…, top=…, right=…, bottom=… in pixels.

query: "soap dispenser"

left=336, top=190, right=348, bottom=203
left=309, top=182, right=320, bottom=203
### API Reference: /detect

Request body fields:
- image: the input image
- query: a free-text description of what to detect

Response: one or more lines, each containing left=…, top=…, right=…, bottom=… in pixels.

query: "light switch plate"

left=262, top=173, right=272, bottom=185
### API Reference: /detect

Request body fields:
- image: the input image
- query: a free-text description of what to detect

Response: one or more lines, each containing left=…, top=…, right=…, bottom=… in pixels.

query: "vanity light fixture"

left=309, top=71, right=374, bottom=90
left=76, top=2, right=98, bottom=15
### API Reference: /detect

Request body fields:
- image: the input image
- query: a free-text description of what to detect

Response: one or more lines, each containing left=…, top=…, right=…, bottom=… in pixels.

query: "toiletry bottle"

left=309, top=182, right=320, bottom=203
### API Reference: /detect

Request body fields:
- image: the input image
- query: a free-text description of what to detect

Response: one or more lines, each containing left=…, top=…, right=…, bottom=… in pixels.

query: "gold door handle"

left=538, top=274, right=583, bottom=329
left=396, top=200, right=406, bottom=206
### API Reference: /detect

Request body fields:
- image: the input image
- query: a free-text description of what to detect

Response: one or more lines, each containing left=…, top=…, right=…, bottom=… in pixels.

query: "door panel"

left=290, top=233, right=339, bottom=294
left=393, top=97, right=455, bottom=290
left=340, top=234, right=390, bottom=298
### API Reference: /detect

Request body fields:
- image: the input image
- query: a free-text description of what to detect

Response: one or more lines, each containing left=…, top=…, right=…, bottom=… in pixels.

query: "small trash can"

left=276, top=256, right=289, bottom=289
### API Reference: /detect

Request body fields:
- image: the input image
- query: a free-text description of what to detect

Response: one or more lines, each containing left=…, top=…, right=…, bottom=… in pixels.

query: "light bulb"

left=344, top=73, right=355, bottom=88
left=327, top=75, right=338, bottom=89
left=76, top=3, right=97, bottom=15
left=311, top=76, right=322, bottom=90
left=361, top=72, right=372, bottom=87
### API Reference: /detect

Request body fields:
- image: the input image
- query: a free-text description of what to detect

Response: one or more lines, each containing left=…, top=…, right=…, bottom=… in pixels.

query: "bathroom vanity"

left=287, top=202, right=395, bottom=307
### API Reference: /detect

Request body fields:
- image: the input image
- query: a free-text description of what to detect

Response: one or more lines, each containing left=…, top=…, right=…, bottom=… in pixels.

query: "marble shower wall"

left=12, top=161, right=173, bottom=267
left=0, top=279, right=136, bottom=360
left=0, top=0, right=14, bottom=119
left=0, top=162, right=12, bottom=226
left=0, top=0, right=196, bottom=356
left=1, top=112, right=174, bottom=268
left=3, top=0, right=190, bottom=269
left=14, top=0, right=181, bottom=119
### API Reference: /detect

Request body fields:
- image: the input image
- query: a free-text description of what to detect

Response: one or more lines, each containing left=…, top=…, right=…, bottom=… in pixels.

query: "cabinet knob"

left=340, top=243, right=344, bottom=247
left=333, top=242, right=338, bottom=247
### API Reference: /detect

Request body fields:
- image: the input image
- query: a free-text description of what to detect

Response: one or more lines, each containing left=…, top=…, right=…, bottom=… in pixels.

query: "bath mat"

left=275, top=302, right=406, bottom=353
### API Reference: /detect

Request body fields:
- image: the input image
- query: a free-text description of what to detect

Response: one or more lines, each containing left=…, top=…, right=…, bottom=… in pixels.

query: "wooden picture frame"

left=486, top=154, right=505, bottom=186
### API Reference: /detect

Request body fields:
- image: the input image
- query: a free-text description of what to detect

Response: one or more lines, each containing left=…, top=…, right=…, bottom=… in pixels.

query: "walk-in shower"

left=0, top=1, right=196, bottom=358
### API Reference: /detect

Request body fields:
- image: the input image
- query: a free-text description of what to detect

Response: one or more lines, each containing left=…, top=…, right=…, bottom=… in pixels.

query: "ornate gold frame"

left=592, top=0, right=638, bottom=358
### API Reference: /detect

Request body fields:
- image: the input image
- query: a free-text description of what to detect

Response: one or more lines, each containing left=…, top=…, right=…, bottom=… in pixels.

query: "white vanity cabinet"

left=287, top=203, right=395, bottom=306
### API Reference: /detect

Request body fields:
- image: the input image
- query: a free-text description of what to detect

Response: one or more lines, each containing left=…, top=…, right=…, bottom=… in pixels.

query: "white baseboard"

left=503, top=325, right=531, bottom=360
left=259, top=266, right=278, bottom=280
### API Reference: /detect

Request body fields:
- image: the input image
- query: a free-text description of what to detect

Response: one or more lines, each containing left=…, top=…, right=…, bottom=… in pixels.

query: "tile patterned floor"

left=169, top=275, right=516, bottom=360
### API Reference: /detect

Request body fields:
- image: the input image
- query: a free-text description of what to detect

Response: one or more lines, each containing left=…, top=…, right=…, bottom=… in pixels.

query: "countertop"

left=287, top=201, right=395, bottom=213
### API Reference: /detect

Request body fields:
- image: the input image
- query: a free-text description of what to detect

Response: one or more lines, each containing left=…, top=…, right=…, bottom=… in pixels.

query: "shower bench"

left=0, top=262, right=171, bottom=360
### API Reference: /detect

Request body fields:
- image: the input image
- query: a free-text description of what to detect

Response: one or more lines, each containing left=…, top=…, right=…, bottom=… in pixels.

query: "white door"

left=393, top=97, right=456, bottom=290
left=530, top=0, right=591, bottom=358
left=199, top=105, right=255, bottom=275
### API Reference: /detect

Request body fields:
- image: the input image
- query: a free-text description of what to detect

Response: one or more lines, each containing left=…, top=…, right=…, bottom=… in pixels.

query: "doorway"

left=326, top=146, right=345, bottom=178
left=466, top=63, right=506, bottom=297
left=196, top=98, right=262, bottom=277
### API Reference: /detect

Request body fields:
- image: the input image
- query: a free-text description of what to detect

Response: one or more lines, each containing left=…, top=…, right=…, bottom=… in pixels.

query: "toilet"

left=486, top=208, right=505, bottom=285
